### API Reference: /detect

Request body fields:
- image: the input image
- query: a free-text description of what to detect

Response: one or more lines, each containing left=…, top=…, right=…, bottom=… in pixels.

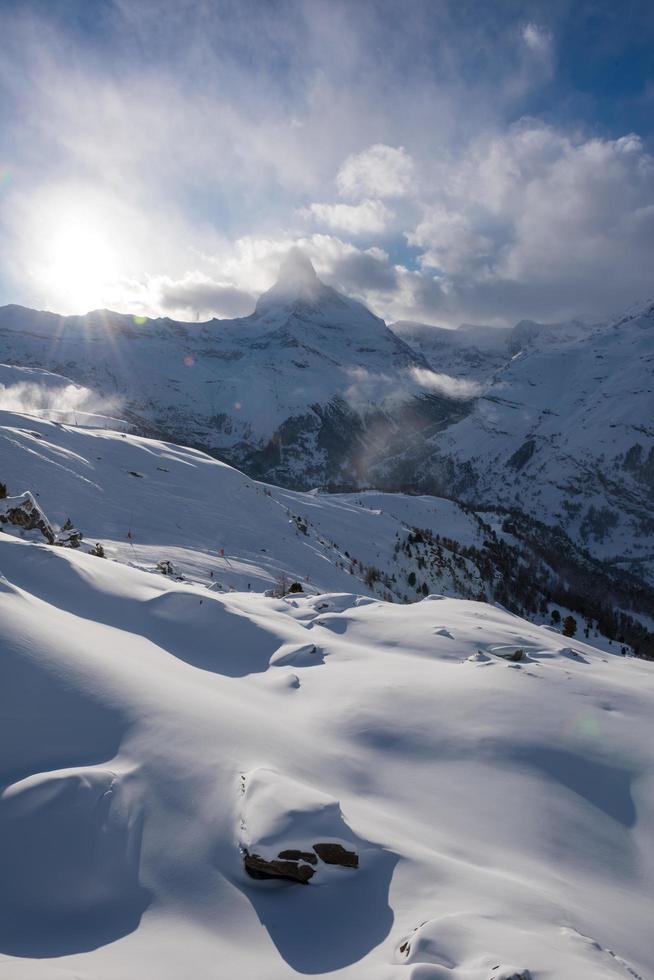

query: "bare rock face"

left=313, top=842, right=359, bottom=868
left=243, top=851, right=315, bottom=884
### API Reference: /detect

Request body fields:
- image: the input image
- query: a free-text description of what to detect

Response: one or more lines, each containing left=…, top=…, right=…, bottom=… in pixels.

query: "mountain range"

left=1, top=249, right=652, bottom=589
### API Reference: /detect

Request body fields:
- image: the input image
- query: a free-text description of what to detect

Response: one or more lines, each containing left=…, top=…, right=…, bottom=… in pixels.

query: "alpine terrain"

left=1, top=397, right=654, bottom=980
left=1, top=252, right=652, bottom=588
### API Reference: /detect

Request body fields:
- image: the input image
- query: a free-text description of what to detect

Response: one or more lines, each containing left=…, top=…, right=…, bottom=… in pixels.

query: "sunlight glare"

left=44, top=213, right=120, bottom=312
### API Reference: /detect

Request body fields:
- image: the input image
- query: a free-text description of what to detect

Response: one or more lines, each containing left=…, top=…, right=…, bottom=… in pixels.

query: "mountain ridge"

left=0, top=255, right=652, bottom=582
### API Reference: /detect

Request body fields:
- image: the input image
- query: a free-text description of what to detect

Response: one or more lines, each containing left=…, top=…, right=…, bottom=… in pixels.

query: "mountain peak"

left=254, top=247, right=326, bottom=315
left=275, top=248, right=319, bottom=292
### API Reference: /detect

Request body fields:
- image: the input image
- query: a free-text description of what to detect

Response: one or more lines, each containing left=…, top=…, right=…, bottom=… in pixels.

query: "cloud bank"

left=0, top=379, right=123, bottom=423
left=0, top=1, right=652, bottom=328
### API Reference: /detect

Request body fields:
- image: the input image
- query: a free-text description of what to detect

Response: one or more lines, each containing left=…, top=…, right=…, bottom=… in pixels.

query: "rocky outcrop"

left=243, top=850, right=315, bottom=884
left=278, top=849, right=317, bottom=865
left=0, top=493, right=84, bottom=548
left=0, top=492, right=56, bottom=544
left=313, top=842, right=359, bottom=868
left=242, top=841, right=359, bottom=883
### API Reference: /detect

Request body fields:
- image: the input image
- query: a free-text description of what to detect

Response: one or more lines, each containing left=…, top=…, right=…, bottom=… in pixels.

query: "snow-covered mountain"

left=1, top=404, right=653, bottom=980
left=404, top=301, right=654, bottom=584
left=392, top=320, right=512, bottom=380
left=0, top=254, right=651, bottom=580
left=0, top=250, right=467, bottom=488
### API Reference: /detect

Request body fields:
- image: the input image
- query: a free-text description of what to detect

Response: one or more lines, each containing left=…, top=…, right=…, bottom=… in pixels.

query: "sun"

left=24, top=188, right=132, bottom=314
left=43, top=214, right=121, bottom=313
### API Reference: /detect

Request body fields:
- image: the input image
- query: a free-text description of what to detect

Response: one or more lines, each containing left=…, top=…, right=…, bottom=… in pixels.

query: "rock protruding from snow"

left=239, top=768, right=363, bottom=886
left=0, top=492, right=55, bottom=544
left=243, top=850, right=315, bottom=884
left=277, top=848, right=318, bottom=864
left=0, top=493, right=84, bottom=548
left=313, top=842, right=359, bottom=868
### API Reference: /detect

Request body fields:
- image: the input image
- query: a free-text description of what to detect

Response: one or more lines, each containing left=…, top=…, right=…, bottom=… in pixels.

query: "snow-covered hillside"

left=0, top=399, right=491, bottom=598
left=0, top=255, right=651, bottom=579
left=2, top=402, right=651, bottom=655
left=392, top=321, right=512, bottom=380
left=413, top=300, right=654, bottom=584
left=2, top=520, right=654, bottom=979
left=1, top=392, right=653, bottom=979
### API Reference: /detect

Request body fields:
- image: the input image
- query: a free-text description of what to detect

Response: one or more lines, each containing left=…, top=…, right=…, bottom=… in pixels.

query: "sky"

left=0, top=0, right=653, bottom=327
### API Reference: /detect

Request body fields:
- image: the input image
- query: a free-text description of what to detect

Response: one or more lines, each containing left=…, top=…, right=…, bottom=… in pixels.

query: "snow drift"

left=0, top=530, right=653, bottom=979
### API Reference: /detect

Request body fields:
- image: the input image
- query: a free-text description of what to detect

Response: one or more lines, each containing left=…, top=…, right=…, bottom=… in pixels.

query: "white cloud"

left=0, top=379, right=122, bottom=419
left=407, top=208, right=493, bottom=276
left=154, top=272, right=255, bottom=319
left=303, top=199, right=392, bottom=234
left=403, top=122, right=654, bottom=322
left=522, top=22, right=552, bottom=54
left=336, top=144, right=415, bottom=199
left=410, top=368, right=483, bottom=399
left=342, top=365, right=482, bottom=414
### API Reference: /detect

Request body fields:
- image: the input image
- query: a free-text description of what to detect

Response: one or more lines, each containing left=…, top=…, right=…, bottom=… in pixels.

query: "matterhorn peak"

left=275, top=247, right=319, bottom=292
left=254, top=247, right=327, bottom=316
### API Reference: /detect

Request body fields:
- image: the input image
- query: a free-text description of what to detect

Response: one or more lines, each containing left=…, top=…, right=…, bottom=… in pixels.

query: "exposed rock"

left=278, top=849, right=318, bottom=865
left=0, top=492, right=56, bottom=544
left=243, top=851, right=315, bottom=884
left=58, top=523, right=83, bottom=548
left=313, top=842, right=359, bottom=868
left=492, top=648, right=524, bottom=662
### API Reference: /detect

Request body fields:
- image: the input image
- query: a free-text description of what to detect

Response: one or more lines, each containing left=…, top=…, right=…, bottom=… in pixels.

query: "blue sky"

left=0, top=0, right=652, bottom=325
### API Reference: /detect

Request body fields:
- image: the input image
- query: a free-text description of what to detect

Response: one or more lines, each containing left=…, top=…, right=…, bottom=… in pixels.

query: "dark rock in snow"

left=313, top=842, right=359, bottom=868
left=278, top=849, right=318, bottom=865
left=243, top=851, right=315, bottom=884
left=0, top=492, right=55, bottom=543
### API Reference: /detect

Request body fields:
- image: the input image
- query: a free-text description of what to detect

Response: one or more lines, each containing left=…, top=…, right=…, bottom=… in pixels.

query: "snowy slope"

left=0, top=403, right=490, bottom=599
left=418, top=300, right=654, bottom=581
left=1, top=530, right=653, bottom=980
left=391, top=321, right=511, bottom=380
left=2, top=394, right=652, bottom=659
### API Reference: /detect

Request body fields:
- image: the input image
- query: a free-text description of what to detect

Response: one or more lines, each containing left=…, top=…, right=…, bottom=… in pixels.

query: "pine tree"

left=562, top=615, right=577, bottom=638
